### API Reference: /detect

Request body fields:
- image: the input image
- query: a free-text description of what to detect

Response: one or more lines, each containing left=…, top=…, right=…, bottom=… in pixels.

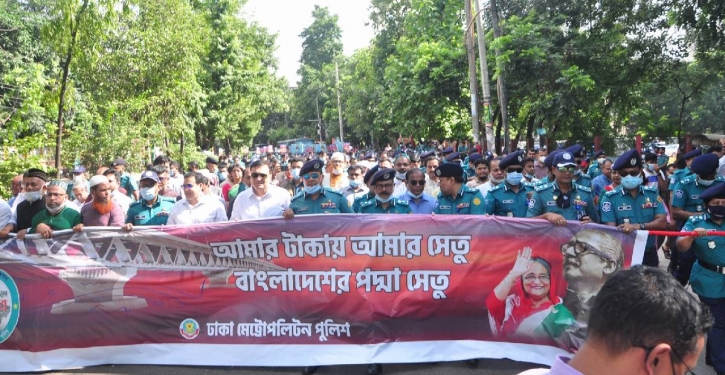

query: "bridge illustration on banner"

left=0, top=228, right=283, bottom=314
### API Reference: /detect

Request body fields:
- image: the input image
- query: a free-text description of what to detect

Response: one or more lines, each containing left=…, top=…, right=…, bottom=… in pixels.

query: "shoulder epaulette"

left=291, top=192, right=305, bottom=201
left=489, top=184, right=504, bottom=192
left=574, top=184, right=592, bottom=193
left=643, top=185, right=658, bottom=192
left=679, top=176, right=695, bottom=185
left=604, top=189, right=619, bottom=197
left=129, top=200, right=142, bottom=207
left=689, top=215, right=706, bottom=224
left=395, top=199, right=409, bottom=206
left=360, top=200, right=375, bottom=208
left=323, top=187, right=343, bottom=196
left=160, top=196, right=177, bottom=203
left=535, top=183, right=552, bottom=192
left=462, top=186, right=478, bottom=193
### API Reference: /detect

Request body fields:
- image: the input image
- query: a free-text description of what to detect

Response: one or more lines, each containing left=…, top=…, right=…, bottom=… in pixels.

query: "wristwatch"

left=640, top=223, right=646, bottom=230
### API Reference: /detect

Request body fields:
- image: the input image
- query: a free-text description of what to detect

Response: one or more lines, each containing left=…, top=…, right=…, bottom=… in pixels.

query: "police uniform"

left=566, top=145, right=593, bottom=188
left=587, top=150, right=605, bottom=179
left=526, top=151, right=599, bottom=222
left=600, top=149, right=667, bottom=266
left=359, top=169, right=412, bottom=214
left=125, top=196, right=176, bottom=225
left=290, top=160, right=353, bottom=214
left=534, top=150, right=563, bottom=187
left=486, top=151, right=535, bottom=218
left=669, top=149, right=700, bottom=191
left=432, top=163, right=486, bottom=215
left=112, top=158, right=139, bottom=198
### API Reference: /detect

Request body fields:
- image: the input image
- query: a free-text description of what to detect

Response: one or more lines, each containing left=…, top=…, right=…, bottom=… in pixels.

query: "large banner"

left=0, top=215, right=647, bottom=372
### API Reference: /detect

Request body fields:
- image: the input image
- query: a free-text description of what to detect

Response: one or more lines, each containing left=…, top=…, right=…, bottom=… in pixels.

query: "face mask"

left=25, top=190, right=42, bottom=203
left=646, top=163, right=656, bottom=172
left=621, top=175, right=642, bottom=190
left=375, top=195, right=392, bottom=203
left=525, top=173, right=534, bottom=180
left=506, top=172, right=523, bottom=185
left=221, top=172, right=228, bottom=180
left=539, top=156, right=546, bottom=163
left=349, top=180, right=361, bottom=188
left=304, top=184, right=321, bottom=195
left=73, top=175, right=84, bottom=183
left=140, top=187, right=156, bottom=201
left=699, top=177, right=715, bottom=186
left=291, top=168, right=301, bottom=179
left=408, top=191, right=423, bottom=199
left=597, top=158, right=606, bottom=164
left=332, top=169, right=343, bottom=176
left=46, top=203, right=65, bottom=215
left=170, top=170, right=177, bottom=177
left=708, top=205, right=725, bottom=219
left=395, top=172, right=406, bottom=180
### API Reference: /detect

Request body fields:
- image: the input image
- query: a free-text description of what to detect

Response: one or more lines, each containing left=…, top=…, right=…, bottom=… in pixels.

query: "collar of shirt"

left=548, top=356, right=581, bottom=375
left=403, top=192, right=432, bottom=202
left=141, top=196, right=160, bottom=208
left=304, top=186, right=327, bottom=199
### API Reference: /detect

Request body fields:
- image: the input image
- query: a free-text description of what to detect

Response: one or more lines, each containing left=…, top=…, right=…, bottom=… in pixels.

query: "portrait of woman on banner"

left=486, top=247, right=576, bottom=350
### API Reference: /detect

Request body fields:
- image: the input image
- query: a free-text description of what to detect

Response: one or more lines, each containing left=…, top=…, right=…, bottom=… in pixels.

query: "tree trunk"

left=489, top=0, right=510, bottom=151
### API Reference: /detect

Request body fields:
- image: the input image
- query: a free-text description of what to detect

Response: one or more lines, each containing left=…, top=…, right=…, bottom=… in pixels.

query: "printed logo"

left=563, top=153, right=572, bottom=160
left=473, top=198, right=481, bottom=206
left=528, top=199, right=536, bottom=208
left=630, top=158, right=636, bottom=166
left=179, top=318, right=200, bottom=340
left=0, top=270, right=20, bottom=344
left=602, top=202, right=612, bottom=212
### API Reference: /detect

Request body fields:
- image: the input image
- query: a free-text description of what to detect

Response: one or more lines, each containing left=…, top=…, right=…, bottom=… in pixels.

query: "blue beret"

left=442, top=147, right=454, bottom=155
left=420, top=151, right=435, bottom=160
left=483, top=151, right=494, bottom=162
left=445, top=152, right=461, bottom=162
left=612, top=149, right=642, bottom=170
left=468, top=153, right=482, bottom=162
left=554, top=152, right=577, bottom=167
left=300, top=160, right=324, bottom=176
left=684, top=149, right=702, bottom=160
left=593, top=150, right=605, bottom=159
left=364, top=152, right=376, bottom=159
left=371, top=168, right=395, bottom=185
left=544, top=150, right=563, bottom=168
left=690, top=153, right=720, bottom=176
left=72, top=165, right=86, bottom=173
left=566, top=145, right=585, bottom=158
left=500, top=151, right=525, bottom=170
left=435, top=163, right=463, bottom=178
left=364, top=165, right=380, bottom=184
left=409, top=153, right=421, bottom=162
left=699, top=183, right=725, bottom=202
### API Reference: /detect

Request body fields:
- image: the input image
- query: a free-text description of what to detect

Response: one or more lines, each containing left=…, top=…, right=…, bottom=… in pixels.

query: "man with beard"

left=392, top=154, right=412, bottom=197
left=423, top=155, right=440, bottom=197
left=74, top=175, right=125, bottom=230
left=0, top=168, right=48, bottom=238
left=559, top=229, right=623, bottom=349
left=21, top=180, right=81, bottom=239
left=466, top=154, right=488, bottom=189
left=103, top=169, right=133, bottom=215
left=478, top=156, right=504, bottom=198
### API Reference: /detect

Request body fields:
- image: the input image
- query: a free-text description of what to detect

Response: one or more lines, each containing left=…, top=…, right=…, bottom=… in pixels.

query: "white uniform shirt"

left=230, top=185, right=291, bottom=220
left=111, top=190, right=133, bottom=215
left=167, top=195, right=227, bottom=225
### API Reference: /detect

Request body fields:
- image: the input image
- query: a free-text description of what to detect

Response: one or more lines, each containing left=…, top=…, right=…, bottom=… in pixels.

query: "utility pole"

left=473, top=0, right=495, bottom=152
left=315, top=97, right=323, bottom=142
left=489, top=0, right=510, bottom=152
left=335, top=61, right=344, bottom=143
left=463, top=0, right=481, bottom=144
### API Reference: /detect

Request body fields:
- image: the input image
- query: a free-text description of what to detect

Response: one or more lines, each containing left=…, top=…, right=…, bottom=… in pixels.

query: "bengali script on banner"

left=0, top=215, right=646, bottom=371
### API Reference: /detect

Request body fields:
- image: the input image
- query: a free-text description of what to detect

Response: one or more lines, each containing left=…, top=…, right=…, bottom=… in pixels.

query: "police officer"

left=600, top=149, right=667, bottom=267
left=675, top=182, right=725, bottom=375
left=670, top=148, right=701, bottom=192
left=670, top=153, right=725, bottom=285
left=289, top=160, right=353, bottom=215
left=566, top=145, right=592, bottom=188
left=527, top=151, right=599, bottom=225
left=588, top=150, right=605, bottom=179
left=112, top=158, right=139, bottom=200
left=485, top=151, right=535, bottom=218
left=122, top=170, right=176, bottom=230
left=409, top=152, right=421, bottom=170
left=352, top=165, right=379, bottom=213
left=433, top=163, right=486, bottom=215
left=359, top=168, right=412, bottom=214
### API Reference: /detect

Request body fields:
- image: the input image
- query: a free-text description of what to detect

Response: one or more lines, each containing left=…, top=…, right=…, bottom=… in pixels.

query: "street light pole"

left=335, top=61, right=344, bottom=143
left=472, top=0, right=495, bottom=152
left=463, top=0, right=481, bottom=145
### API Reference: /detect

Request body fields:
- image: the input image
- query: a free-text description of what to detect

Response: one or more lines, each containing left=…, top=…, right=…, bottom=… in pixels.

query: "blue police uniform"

left=432, top=162, right=486, bottom=215
left=125, top=196, right=176, bottom=226
left=290, top=187, right=353, bottom=214
left=486, top=182, right=535, bottom=217
left=352, top=192, right=375, bottom=213
left=587, top=161, right=601, bottom=179
left=572, top=173, right=592, bottom=188
left=672, top=176, right=725, bottom=214
left=359, top=198, right=412, bottom=214
left=526, top=181, right=599, bottom=222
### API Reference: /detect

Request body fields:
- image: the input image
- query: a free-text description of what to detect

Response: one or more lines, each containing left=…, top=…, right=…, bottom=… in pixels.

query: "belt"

left=698, top=259, right=725, bottom=275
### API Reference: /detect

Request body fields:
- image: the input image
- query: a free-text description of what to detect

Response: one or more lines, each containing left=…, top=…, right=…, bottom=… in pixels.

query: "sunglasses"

left=557, top=166, right=577, bottom=173
left=251, top=172, right=268, bottom=179
left=506, top=168, right=524, bottom=173
left=408, top=180, right=426, bottom=186
left=303, top=173, right=320, bottom=180
left=618, top=170, right=641, bottom=177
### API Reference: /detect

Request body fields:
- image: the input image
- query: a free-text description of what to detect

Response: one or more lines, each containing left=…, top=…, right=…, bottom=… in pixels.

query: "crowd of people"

left=1, top=138, right=724, bottom=375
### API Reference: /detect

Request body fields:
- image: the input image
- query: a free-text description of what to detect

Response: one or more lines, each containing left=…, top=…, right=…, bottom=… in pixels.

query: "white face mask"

left=539, top=156, right=546, bottom=163
left=597, top=157, right=606, bottom=164
left=73, top=175, right=84, bottom=183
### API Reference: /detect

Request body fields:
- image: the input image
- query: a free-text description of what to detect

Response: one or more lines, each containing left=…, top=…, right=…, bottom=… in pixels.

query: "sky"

left=242, top=0, right=376, bottom=86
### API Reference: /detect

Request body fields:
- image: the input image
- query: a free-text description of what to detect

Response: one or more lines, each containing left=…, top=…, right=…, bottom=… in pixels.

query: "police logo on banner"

left=0, top=270, right=20, bottom=344
left=180, top=318, right=200, bottom=340
left=602, top=202, right=612, bottom=212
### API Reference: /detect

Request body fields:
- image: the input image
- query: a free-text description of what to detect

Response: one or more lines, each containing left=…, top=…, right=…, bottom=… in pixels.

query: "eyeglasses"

left=303, top=173, right=320, bottom=180
left=408, top=180, right=426, bottom=186
left=635, top=344, right=696, bottom=375
left=523, top=274, right=550, bottom=282
left=561, top=239, right=615, bottom=261
left=618, top=170, right=641, bottom=177
left=506, top=168, right=524, bottom=173
left=159, top=177, right=169, bottom=181
left=182, top=183, right=196, bottom=189
left=557, top=166, right=578, bottom=173
left=375, top=184, right=394, bottom=190
left=251, top=172, right=268, bottom=179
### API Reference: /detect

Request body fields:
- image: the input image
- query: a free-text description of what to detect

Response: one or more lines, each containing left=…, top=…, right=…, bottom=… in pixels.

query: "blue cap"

left=612, top=149, right=642, bottom=170
left=468, top=153, right=482, bottom=163
left=364, top=152, right=376, bottom=160
left=364, top=165, right=380, bottom=184
left=140, top=170, right=159, bottom=183
left=420, top=151, right=435, bottom=160
left=300, top=160, right=324, bottom=176
left=409, top=153, right=421, bottom=162
left=500, top=151, right=525, bottom=170
left=684, top=149, right=702, bottom=160
left=593, top=150, right=605, bottom=159
left=544, top=150, right=563, bottom=168
left=445, top=152, right=461, bottom=162
left=483, top=151, right=494, bottom=162
left=690, top=153, right=719, bottom=176
left=566, top=145, right=585, bottom=158
left=442, top=147, right=454, bottom=155
left=72, top=166, right=86, bottom=173
left=699, top=183, right=725, bottom=202
left=554, top=152, right=577, bottom=167
left=435, top=163, right=464, bottom=178
left=371, top=168, right=395, bottom=185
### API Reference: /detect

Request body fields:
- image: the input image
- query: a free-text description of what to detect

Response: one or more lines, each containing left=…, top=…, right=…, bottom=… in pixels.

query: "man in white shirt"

left=478, top=157, right=504, bottom=198
left=230, top=160, right=292, bottom=220
left=167, top=172, right=227, bottom=225
left=423, top=155, right=440, bottom=197
left=392, top=154, right=412, bottom=198
left=103, top=169, right=133, bottom=215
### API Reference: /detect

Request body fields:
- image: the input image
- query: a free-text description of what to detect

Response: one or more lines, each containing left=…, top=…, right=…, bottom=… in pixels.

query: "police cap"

left=364, top=165, right=380, bottom=185
left=420, top=151, right=435, bottom=160
left=409, top=153, right=421, bottom=162
left=435, top=163, right=464, bottom=178
left=112, top=158, right=126, bottom=167
left=442, top=147, right=454, bottom=155
left=593, top=150, right=605, bottom=159
left=544, top=150, right=563, bottom=168
left=445, top=152, right=461, bottom=162
left=72, top=166, right=86, bottom=174
left=612, top=149, right=642, bottom=170
left=205, top=156, right=218, bottom=165
left=140, top=170, right=159, bottom=183
left=371, top=168, right=396, bottom=185
left=483, top=151, right=494, bottom=162
left=300, top=160, right=325, bottom=176
left=699, top=183, right=725, bottom=203
left=690, top=153, right=720, bottom=176
left=500, top=151, right=525, bottom=170
left=684, top=148, right=702, bottom=160
left=566, top=145, right=585, bottom=158
left=468, top=153, right=482, bottom=163
left=554, top=152, right=577, bottom=168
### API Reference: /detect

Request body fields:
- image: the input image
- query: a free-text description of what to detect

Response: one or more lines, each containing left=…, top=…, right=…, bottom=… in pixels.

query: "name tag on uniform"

left=320, top=202, right=336, bottom=209
left=457, top=203, right=470, bottom=209
left=295, top=207, right=310, bottom=212
left=135, top=214, right=147, bottom=220
left=502, top=199, right=514, bottom=204
left=439, top=205, right=451, bottom=210
left=692, top=195, right=699, bottom=200
left=546, top=201, right=557, bottom=206
left=618, top=205, right=632, bottom=211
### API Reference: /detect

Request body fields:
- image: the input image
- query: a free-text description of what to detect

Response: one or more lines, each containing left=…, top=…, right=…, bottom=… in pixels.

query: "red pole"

left=594, top=135, right=602, bottom=152
left=635, top=135, right=642, bottom=153
left=685, top=135, right=693, bottom=153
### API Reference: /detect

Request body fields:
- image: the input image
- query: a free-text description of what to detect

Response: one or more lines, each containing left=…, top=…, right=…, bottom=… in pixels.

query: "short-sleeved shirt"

left=352, top=192, right=375, bottom=213
left=669, top=167, right=691, bottom=191
left=682, top=214, right=725, bottom=298
left=572, top=173, right=592, bottom=189
left=526, top=181, right=599, bottom=222
left=485, top=182, right=535, bottom=218
left=125, top=196, right=176, bottom=226
left=433, top=185, right=486, bottom=215
left=359, top=198, right=413, bottom=214
left=290, top=187, right=354, bottom=215
left=671, top=176, right=725, bottom=215
left=120, top=172, right=139, bottom=199
left=600, top=185, right=667, bottom=248
left=398, top=192, right=437, bottom=214
left=587, top=161, right=601, bottom=179
left=28, top=207, right=82, bottom=233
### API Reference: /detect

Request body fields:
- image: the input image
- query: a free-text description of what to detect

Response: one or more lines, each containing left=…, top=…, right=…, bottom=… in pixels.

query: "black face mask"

left=556, top=192, right=571, bottom=209
left=708, top=205, right=725, bottom=219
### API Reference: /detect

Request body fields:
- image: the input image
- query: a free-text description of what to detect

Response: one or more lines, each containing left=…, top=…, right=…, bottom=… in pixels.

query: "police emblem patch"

left=675, top=190, right=683, bottom=199
left=180, top=318, right=200, bottom=340
left=602, top=202, right=612, bottom=212
left=708, top=241, right=716, bottom=249
left=384, top=172, right=391, bottom=179
left=473, top=198, right=481, bottom=205
left=314, top=163, right=320, bottom=170
left=630, top=158, right=636, bottom=166
left=435, top=170, right=441, bottom=176
left=0, top=270, right=19, bottom=344
left=528, top=199, right=535, bottom=208
left=563, top=153, right=572, bottom=160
